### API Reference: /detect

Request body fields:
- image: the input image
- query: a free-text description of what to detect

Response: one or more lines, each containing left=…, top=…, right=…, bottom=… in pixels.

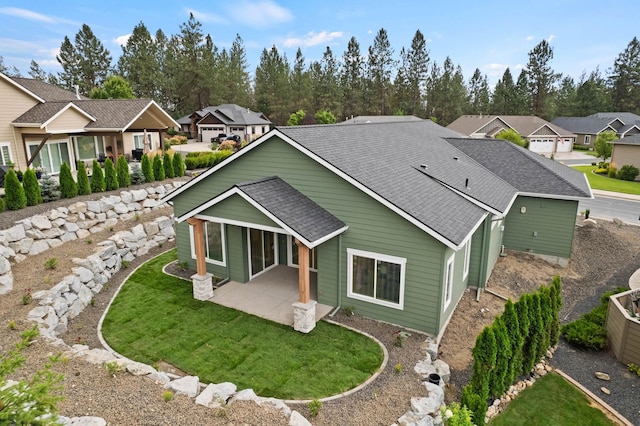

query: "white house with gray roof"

left=162, top=120, right=592, bottom=337
left=177, top=104, right=271, bottom=143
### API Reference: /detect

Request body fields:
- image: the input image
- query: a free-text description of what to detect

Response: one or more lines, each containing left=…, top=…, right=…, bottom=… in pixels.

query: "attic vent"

left=465, top=178, right=470, bottom=188
left=453, top=156, right=459, bottom=161
left=420, top=164, right=428, bottom=169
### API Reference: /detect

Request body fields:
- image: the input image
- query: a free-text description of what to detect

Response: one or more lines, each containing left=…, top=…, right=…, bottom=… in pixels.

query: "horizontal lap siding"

left=174, top=221, right=229, bottom=279
left=611, top=145, right=640, bottom=170
left=467, top=222, right=485, bottom=288
left=201, top=195, right=280, bottom=229
left=171, top=137, right=448, bottom=334
left=502, top=196, right=578, bottom=258
left=486, top=218, right=505, bottom=284
left=624, top=321, right=640, bottom=365
left=606, top=302, right=626, bottom=358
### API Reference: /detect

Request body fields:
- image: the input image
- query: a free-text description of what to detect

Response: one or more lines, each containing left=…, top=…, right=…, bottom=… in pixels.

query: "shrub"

left=607, top=166, right=618, bottom=178
left=58, top=162, right=77, bottom=198
left=501, top=300, right=522, bottom=385
left=116, top=155, right=131, bottom=188
left=163, top=152, right=175, bottom=178
left=442, top=402, right=475, bottom=426
left=91, top=160, right=105, bottom=193
left=44, top=258, right=58, bottom=270
left=141, top=154, right=154, bottom=182
left=23, top=168, right=42, bottom=206
left=0, top=197, right=5, bottom=212
left=490, top=318, right=511, bottom=398
left=130, top=163, right=145, bottom=185
left=40, top=174, right=61, bottom=202
left=594, top=167, right=608, bottom=174
left=460, top=385, right=486, bottom=426
left=218, top=140, right=235, bottom=151
left=183, top=151, right=232, bottom=170
left=560, top=318, right=607, bottom=350
left=470, top=326, right=496, bottom=401
left=162, top=390, right=173, bottom=402
left=307, top=398, right=322, bottom=417
left=153, top=154, right=165, bottom=181
left=618, top=164, right=639, bottom=181
left=4, top=168, right=26, bottom=210
left=172, top=152, right=185, bottom=177
left=104, top=158, right=119, bottom=191
left=76, top=161, right=91, bottom=195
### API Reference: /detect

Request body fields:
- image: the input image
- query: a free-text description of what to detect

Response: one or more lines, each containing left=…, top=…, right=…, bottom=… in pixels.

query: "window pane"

left=76, top=136, right=96, bottom=160
left=352, top=255, right=375, bottom=297
left=250, top=229, right=263, bottom=275
left=263, top=232, right=275, bottom=268
left=376, top=260, right=401, bottom=303
left=290, top=238, right=299, bottom=265
left=204, top=223, right=223, bottom=262
left=0, top=146, right=9, bottom=165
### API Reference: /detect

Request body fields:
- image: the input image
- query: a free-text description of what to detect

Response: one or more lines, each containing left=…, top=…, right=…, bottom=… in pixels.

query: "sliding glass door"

left=248, top=228, right=276, bottom=279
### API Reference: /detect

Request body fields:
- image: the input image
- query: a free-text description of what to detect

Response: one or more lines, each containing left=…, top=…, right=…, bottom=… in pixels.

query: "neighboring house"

left=552, top=112, right=640, bottom=148
left=447, top=115, right=576, bottom=155
left=177, top=104, right=271, bottom=143
left=1, top=73, right=179, bottom=175
left=162, top=121, right=592, bottom=338
left=340, top=115, right=423, bottom=124
left=610, top=133, right=640, bottom=171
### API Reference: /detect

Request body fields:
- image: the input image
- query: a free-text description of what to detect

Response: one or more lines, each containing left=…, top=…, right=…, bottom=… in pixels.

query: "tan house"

left=447, top=115, right=576, bottom=155
left=1, top=73, right=179, bottom=175
left=610, top=134, right=640, bottom=172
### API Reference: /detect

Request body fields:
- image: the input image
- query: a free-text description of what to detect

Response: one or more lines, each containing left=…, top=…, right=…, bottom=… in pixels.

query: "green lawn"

left=489, top=373, right=616, bottom=426
left=101, top=250, right=383, bottom=400
left=572, top=165, right=640, bottom=195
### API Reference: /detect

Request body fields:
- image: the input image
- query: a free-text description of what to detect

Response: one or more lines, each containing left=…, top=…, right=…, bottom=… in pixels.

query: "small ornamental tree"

left=58, top=162, right=77, bottom=198
left=549, top=276, right=563, bottom=346
left=460, top=385, right=485, bottom=426
left=91, top=160, right=105, bottom=193
left=513, top=295, right=531, bottom=376
left=594, top=130, right=616, bottom=161
left=501, top=299, right=522, bottom=384
left=130, top=163, right=145, bottom=185
left=490, top=318, right=512, bottom=398
left=287, top=109, right=305, bottom=126
left=4, top=168, right=26, bottom=210
left=23, top=168, right=42, bottom=206
left=172, top=152, right=185, bottom=177
left=163, top=152, right=175, bottom=178
left=153, top=154, right=165, bottom=181
left=470, top=326, right=496, bottom=402
left=76, top=161, right=91, bottom=195
left=314, top=109, right=336, bottom=124
left=141, top=154, right=153, bottom=182
left=40, top=174, right=61, bottom=202
left=116, top=155, right=131, bottom=188
left=104, top=157, right=118, bottom=191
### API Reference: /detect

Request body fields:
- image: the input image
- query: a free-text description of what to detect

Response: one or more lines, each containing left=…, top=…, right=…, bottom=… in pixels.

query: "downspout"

left=477, top=217, right=490, bottom=302
left=329, top=233, right=343, bottom=317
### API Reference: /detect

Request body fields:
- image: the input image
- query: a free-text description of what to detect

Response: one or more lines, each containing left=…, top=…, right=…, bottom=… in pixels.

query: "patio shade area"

left=210, top=265, right=334, bottom=326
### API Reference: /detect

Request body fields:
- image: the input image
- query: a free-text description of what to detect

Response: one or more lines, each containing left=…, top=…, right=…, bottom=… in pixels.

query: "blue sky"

left=0, top=0, right=638, bottom=86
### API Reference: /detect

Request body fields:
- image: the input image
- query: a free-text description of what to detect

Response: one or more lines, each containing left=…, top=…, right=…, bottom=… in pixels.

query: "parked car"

left=212, top=133, right=241, bottom=143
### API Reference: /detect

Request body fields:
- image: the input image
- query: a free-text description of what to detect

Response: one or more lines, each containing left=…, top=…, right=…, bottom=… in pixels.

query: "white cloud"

left=185, top=8, right=225, bottom=24
left=514, top=63, right=524, bottom=69
left=525, top=35, right=534, bottom=41
left=283, top=31, right=344, bottom=48
left=114, top=34, right=131, bottom=47
left=547, top=34, right=556, bottom=43
left=227, top=1, right=293, bottom=28
left=0, top=7, right=55, bottom=23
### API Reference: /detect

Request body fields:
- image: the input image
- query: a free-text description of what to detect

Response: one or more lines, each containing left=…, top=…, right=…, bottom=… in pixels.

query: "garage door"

left=201, top=127, right=223, bottom=143
left=556, top=138, right=572, bottom=153
left=529, top=138, right=554, bottom=153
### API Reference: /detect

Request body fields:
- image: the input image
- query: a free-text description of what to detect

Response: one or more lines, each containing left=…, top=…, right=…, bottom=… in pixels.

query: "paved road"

left=580, top=193, right=640, bottom=225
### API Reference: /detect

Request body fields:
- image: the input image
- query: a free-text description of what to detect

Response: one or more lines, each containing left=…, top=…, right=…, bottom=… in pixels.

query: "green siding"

left=485, top=218, right=505, bottom=282
left=227, top=225, right=248, bottom=282
left=502, top=196, right=578, bottom=258
left=200, top=194, right=280, bottom=229
left=467, top=223, right=485, bottom=288
left=171, top=137, right=466, bottom=335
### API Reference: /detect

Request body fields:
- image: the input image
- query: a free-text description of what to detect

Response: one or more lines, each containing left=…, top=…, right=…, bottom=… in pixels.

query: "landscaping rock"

left=165, top=375, right=200, bottom=398
left=595, top=372, right=610, bottom=381
left=289, top=411, right=312, bottom=426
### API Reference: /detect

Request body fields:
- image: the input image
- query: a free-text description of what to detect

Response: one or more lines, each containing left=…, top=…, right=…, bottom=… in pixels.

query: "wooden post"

left=187, top=217, right=207, bottom=276
left=296, top=238, right=310, bottom=303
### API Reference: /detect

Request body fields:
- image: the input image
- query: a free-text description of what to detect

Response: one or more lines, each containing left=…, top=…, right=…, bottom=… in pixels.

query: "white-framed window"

left=444, top=254, right=455, bottom=310
left=189, top=221, right=226, bottom=266
left=463, top=239, right=471, bottom=280
left=73, top=135, right=105, bottom=161
left=133, top=133, right=153, bottom=150
left=584, top=135, right=591, bottom=145
left=27, top=140, right=71, bottom=175
left=347, top=248, right=406, bottom=310
left=287, top=235, right=318, bottom=271
left=0, top=143, right=12, bottom=166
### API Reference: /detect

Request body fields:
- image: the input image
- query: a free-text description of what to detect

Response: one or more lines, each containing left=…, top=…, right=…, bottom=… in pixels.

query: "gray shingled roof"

left=447, top=138, right=592, bottom=198
left=552, top=116, right=615, bottom=134
left=236, top=176, right=346, bottom=245
left=590, top=112, right=640, bottom=125
left=449, top=115, right=575, bottom=138
left=11, top=77, right=84, bottom=101
left=177, top=104, right=271, bottom=126
left=12, top=99, right=165, bottom=129
left=611, top=134, right=640, bottom=145
left=340, top=115, right=423, bottom=124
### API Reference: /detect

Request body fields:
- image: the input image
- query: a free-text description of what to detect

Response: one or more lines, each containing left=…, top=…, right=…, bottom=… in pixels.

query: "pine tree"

left=104, top=158, right=118, bottom=191
left=130, top=163, right=145, bottom=185
left=141, top=154, right=154, bottom=182
left=163, top=152, right=175, bottom=178
left=4, top=169, right=26, bottom=210
left=76, top=161, right=91, bottom=195
left=116, top=155, right=131, bottom=188
left=153, top=154, right=165, bottom=181
left=172, top=152, right=185, bottom=177
left=39, top=174, right=61, bottom=202
left=91, top=160, right=105, bottom=193
left=23, top=168, right=42, bottom=206
left=58, top=162, right=77, bottom=198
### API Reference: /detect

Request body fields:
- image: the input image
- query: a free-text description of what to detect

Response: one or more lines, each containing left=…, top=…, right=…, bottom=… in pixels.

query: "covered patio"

left=207, top=265, right=334, bottom=326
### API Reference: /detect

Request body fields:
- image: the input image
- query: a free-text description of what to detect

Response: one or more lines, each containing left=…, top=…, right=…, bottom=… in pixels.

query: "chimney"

left=74, top=85, right=80, bottom=100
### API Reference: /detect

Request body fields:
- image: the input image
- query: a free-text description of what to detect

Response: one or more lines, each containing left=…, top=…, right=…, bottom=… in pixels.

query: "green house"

left=162, top=121, right=592, bottom=338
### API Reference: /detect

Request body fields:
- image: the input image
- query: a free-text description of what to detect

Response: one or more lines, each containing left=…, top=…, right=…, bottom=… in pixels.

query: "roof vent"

left=453, top=156, right=459, bottom=161
left=420, top=164, right=428, bottom=169
left=465, top=178, right=470, bottom=189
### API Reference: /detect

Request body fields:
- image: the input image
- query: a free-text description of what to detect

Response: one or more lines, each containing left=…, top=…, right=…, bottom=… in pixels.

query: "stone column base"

left=292, top=300, right=317, bottom=333
left=191, top=273, right=214, bottom=301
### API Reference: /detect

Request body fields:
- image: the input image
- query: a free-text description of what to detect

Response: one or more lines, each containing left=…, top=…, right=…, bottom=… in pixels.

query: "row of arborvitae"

left=3, top=152, right=185, bottom=211
left=460, top=276, right=562, bottom=424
